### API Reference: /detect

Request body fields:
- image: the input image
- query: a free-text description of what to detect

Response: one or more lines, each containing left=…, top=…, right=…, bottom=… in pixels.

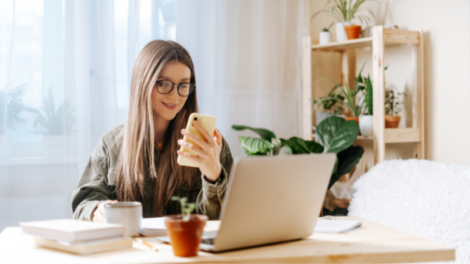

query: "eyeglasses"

left=155, top=80, right=195, bottom=97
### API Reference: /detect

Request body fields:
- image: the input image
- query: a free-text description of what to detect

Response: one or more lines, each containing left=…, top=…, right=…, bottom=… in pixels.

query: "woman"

left=72, top=40, right=233, bottom=222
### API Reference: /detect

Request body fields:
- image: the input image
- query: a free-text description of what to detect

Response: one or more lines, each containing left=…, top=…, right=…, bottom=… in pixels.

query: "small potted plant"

left=311, top=0, right=376, bottom=42
left=319, top=22, right=334, bottom=44
left=165, top=196, right=208, bottom=257
left=312, top=90, right=344, bottom=126
left=358, top=74, right=373, bottom=137
left=323, top=64, right=367, bottom=124
left=384, top=87, right=407, bottom=128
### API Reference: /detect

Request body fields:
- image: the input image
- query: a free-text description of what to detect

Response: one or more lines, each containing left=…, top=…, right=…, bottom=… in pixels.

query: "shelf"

left=384, top=128, right=421, bottom=143
left=311, top=29, right=420, bottom=52
left=303, top=26, right=425, bottom=163
left=311, top=128, right=421, bottom=144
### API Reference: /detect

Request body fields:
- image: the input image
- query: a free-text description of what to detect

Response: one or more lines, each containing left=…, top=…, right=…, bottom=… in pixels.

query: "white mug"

left=104, top=201, right=142, bottom=237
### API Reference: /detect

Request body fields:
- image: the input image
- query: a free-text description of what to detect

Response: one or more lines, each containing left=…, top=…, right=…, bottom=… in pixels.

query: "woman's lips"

left=162, top=101, right=177, bottom=110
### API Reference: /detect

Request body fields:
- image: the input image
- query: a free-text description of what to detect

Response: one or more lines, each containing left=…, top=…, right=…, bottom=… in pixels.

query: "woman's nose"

left=167, top=85, right=179, bottom=100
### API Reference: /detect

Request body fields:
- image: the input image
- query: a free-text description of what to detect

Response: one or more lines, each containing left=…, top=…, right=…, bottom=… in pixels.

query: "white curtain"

left=0, top=0, right=304, bottom=231
left=176, top=0, right=305, bottom=157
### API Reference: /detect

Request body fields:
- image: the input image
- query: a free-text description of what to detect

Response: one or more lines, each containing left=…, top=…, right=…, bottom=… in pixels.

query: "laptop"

left=157, top=153, right=336, bottom=252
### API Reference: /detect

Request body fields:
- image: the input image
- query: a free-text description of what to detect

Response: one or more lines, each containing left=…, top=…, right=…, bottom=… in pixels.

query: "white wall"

left=308, top=0, right=470, bottom=167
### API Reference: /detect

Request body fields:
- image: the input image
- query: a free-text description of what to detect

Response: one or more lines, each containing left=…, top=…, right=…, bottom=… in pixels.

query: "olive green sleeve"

left=196, top=138, right=234, bottom=220
left=71, top=136, right=114, bottom=221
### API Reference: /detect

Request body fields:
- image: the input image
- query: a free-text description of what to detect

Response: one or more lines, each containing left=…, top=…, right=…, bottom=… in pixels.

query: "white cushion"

left=349, top=159, right=470, bottom=264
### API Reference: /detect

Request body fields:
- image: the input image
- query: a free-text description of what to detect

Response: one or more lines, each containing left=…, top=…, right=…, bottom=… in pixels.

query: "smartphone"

left=177, top=113, right=218, bottom=167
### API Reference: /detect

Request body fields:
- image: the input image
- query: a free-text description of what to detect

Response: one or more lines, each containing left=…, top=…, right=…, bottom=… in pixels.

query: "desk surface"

left=0, top=216, right=454, bottom=263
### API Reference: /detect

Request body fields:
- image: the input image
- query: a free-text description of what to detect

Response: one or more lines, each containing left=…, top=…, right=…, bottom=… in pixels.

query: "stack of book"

left=20, top=219, right=132, bottom=255
left=140, top=217, right=168, bottom=236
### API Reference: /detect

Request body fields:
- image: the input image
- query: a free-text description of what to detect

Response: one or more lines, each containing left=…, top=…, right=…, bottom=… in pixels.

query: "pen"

left=133, top=237, right=159, bottom=251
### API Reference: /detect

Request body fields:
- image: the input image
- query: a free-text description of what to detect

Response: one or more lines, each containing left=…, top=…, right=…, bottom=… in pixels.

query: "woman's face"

left=151, top=61, right=191, bottom=122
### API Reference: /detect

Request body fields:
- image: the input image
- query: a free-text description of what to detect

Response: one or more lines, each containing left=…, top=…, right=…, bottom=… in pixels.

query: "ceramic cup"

left=104, top=201, right=142, bottom=237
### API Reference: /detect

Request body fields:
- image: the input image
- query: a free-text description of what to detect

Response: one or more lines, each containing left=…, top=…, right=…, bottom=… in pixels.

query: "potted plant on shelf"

left=311, top=0, right=376, bottom=42
left=384, top=87, right=407, bottom=128
left=358, top=74, right=373, bottom=137
left=0, top=85, right=29, bottom=159
left=319, top=22, right=334, bottom=44
left=165, top=196, right=208, bottom=257
left=312, top=90, right=344, bottom=126
left=324, top=64, right=367, bottom=124
left=31, top=89, right=76, bottom=157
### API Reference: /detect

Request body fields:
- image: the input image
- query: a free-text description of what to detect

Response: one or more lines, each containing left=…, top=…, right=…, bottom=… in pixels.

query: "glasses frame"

left=155, top=80, right=196, bottom=97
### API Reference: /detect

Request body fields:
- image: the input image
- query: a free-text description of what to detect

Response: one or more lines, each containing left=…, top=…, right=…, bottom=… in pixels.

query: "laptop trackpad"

left=201, top=230, right=218, bottom=245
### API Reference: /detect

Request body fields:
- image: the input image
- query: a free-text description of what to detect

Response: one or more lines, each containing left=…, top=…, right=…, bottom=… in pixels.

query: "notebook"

left=140, top=217, right=168, bottom=236
left=314, top=218, right=362, bottom=233
left=33, top=236, right=132, bottom=255
left=20, top=219, right=125, bottom=243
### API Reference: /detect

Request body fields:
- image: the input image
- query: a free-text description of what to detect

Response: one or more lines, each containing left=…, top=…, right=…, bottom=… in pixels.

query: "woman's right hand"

left=93, top=200, right=118, bottom=222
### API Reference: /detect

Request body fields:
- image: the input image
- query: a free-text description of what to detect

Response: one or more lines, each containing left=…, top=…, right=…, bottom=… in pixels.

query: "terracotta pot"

left=344, top=116, right=359, bottom=124
left=385, top=115, right=401, bottom=128
left=344, top=25, right=362, bottom=40
left=165, top=214, right=208, bottom=257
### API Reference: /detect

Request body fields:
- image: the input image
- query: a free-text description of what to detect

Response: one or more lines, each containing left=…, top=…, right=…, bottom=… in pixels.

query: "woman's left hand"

left=177, top=120, right=223, bottom=182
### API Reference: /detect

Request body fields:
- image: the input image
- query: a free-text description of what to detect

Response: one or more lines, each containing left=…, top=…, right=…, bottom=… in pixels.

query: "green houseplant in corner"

left=232, top=116, right=364, bottom=191
left=165, top=196, right=208, bottom=257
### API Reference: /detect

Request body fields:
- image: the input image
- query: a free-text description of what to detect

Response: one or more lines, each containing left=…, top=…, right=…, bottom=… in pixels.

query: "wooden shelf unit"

left=303, top=26, right=425, bottom=164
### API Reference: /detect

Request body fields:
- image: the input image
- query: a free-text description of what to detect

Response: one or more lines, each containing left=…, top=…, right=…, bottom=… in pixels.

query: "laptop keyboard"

left=201, top=230, right=218, bottom=245
left=201, top=238, right=216, bottom=245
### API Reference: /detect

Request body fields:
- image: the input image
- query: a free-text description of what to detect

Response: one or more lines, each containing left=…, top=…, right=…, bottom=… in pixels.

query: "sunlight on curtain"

left=0, top=0, right=176, bottom=231
left=176, top=0, right=305, bottom=158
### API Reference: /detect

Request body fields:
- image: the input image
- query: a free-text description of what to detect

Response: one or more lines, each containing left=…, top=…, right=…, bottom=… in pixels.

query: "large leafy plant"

left=232, top=116, right=364, bottom=190
left=31, top=89, right=76, bottom=135
left=0, top=85, right=29, bottom=134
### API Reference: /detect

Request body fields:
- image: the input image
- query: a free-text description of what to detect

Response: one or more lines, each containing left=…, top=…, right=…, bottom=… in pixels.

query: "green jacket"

left=71, top=125, right=233, bottom=221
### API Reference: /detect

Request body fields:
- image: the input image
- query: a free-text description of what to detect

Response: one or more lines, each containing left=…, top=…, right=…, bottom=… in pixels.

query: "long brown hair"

left=116, top=40, right=198, bottom=215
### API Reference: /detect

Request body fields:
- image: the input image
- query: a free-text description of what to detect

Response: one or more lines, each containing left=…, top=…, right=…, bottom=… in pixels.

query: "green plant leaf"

left=271, top=138, right=282, bottom=155
left=365, top=74, right=373, bottom=115
left=231, top=125, right=276, bottom=141
left=283, top=146, right=293, bottom=155
left=328, top=145, right=364, bottom=189
left=280, top=137, right=310, bottom=154
left=238, top=136, right=274, bottom=155
left=304, top=140, right=324, bottom=153
left=315, top=116, right=359, bottom=153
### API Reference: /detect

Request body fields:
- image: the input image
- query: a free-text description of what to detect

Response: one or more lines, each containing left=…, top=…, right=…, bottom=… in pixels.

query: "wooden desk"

left=0, top=217, right=454, bottom=263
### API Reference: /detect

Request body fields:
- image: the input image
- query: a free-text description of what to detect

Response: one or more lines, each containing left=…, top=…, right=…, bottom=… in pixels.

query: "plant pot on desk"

left=385, top=115, right=401, bottom=128
left=165, top=214, right=208, bottom=257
